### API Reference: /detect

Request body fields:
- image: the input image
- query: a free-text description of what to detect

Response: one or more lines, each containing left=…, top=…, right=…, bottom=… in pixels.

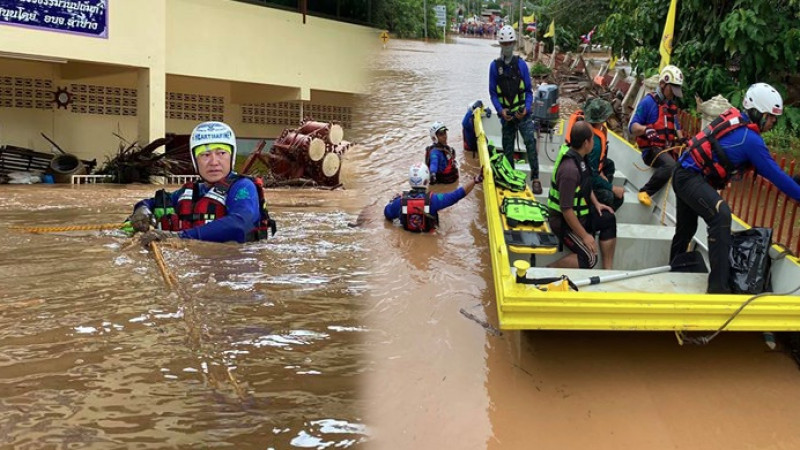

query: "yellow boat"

left=472, top=106, right=800, bottom=332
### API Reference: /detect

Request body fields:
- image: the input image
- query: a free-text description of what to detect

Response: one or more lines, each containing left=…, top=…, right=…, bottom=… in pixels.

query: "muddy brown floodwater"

left=3, top=37, right=800, bottom=450
left=354, top=38, right=800, bottom=450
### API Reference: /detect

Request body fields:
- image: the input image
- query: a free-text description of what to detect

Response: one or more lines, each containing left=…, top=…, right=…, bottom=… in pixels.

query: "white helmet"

left=408, top=162, right=430, bottom=188
left=659, top=65, right=684, bottom=86
left=743, top=82, right=783, bottom=116
left=189, top=121, right=237, bottom=171
left=429, top=121, right=448, bottom=142
left=498, top=25, right=516, bottom=43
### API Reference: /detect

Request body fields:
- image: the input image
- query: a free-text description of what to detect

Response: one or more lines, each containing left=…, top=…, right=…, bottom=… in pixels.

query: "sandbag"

left=729, top=227, right=772, bottom=294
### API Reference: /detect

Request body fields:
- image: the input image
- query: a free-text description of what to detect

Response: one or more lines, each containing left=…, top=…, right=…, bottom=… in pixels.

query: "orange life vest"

left=565, top=110, right=609, bottom=171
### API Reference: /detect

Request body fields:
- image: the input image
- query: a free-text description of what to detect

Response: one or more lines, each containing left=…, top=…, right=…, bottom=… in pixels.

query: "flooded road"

left=4, top=37, right=800, bottom=450
left=353, top=38, right=800, bottom=449
left=0, top=185, right=369, bottom=448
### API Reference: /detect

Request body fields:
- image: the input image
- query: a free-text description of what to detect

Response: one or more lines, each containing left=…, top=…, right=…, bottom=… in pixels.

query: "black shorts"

left=551, top=208, right=616, bottom=268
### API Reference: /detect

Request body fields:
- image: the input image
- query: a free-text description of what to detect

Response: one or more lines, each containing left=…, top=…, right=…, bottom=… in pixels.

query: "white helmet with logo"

left=498, top=25, right=516, bottom=43
left=658, top=65, right=684, bottom=86
left=408, top=162, right=430, bottom=188
left=189, top=121, right=237, bottom=171
left=743, top=82, right=783, bottom=116
left=429, top=121, right=448, bottom=142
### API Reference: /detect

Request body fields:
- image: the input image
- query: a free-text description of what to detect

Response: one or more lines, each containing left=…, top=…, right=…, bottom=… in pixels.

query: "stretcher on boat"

left=472, top=105, right=800, bottom=332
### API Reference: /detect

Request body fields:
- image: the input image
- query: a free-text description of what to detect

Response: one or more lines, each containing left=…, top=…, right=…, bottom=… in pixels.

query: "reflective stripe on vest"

left=635, top=92, right=679, bottom=149
left=685, top=107, right=761, bottom=189
left=495, top=56, right=526, bottom=113
left=548, top=144, right=590, bottom=217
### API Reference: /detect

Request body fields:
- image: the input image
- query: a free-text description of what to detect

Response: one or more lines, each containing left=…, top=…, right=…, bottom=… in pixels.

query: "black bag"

left=729, top=227, right=772, bottom=294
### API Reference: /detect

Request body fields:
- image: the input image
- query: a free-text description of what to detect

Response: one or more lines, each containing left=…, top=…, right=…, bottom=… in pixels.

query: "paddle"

left=573, top=251, right=708, bottom=288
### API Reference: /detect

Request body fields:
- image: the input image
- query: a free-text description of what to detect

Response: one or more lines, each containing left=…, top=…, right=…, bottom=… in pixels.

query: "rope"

left=149, top=241, right=177, bottom=290
left=9, top=223, right=123, bottom=233
left=676, top=281, right=800, bottom=346
left=632, top=145, right=685, bottom=172
left=145, top=240, right=246, bottom=401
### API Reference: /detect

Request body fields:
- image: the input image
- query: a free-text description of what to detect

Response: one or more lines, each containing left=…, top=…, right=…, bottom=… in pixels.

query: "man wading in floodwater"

left=123, top=121, right=276, bottom=245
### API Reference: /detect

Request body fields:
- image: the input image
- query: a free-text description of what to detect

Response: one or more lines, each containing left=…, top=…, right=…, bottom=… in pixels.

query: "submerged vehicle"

left=472, top=104, right=800, bottom=334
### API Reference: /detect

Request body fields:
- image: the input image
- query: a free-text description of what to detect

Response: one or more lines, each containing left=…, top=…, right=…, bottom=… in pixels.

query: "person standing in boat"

left=565, top=98, right=625, bottom=211
left=488, top=25, right=542, bottom=195
left=671, top=83, right=800, bottom=294
left=426, top=121, right=460, bottom=184
left=384, top=163, right=482, bottom=233
left=125, top=121, right=276, bottom=245
left=629, top=64, right=686, bottom=206
left=548, top=121, right=617, bottom=269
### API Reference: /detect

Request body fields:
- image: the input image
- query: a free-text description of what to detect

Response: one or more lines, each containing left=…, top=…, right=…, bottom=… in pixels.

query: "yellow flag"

left=543, top=19, right=555, bottom=38
left=659, top=0, right=678, bottom=70
left=523, top=14, right=535, bottom=24
left=609, top=56, right=618, bottom=70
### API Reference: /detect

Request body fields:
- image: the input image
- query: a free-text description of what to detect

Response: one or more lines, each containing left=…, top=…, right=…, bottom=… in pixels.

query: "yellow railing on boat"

left=473, top=108, right=800, bottom=332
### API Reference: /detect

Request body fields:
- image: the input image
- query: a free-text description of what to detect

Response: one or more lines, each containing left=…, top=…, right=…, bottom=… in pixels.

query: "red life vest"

left=686, top=107, right=761, bottom=189
left=635, top=92, right=679, bottom=149
left=425, top=144, right=459, bottom=184
left=158, top=174, right=276, bottom=241
left=565, top=109, right=609, bottom=172
left=400, top=191, right=437, bottom=232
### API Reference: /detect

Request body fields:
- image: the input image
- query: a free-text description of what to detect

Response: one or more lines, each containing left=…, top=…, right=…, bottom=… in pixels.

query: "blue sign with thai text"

left=0, top=0, right=108, bottom=39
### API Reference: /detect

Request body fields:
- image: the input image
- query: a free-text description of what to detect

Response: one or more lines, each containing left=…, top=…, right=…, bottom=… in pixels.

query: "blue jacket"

left=628, top=91, right=682, bottom=133
left=489, top=57, right=533, bottom=124
left=428, top=147, right=449, bottom=175
left=135, top=173, right=261, bottom=243
left=384, top=187, right=467, bottom=222
left=462, top=106, right=478, bottom=152
left=678, top=113, right=800, bottom=202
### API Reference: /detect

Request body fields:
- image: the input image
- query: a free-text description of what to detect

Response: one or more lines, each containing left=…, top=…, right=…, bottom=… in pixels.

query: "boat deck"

left=474, top=106, right=800, bottom=331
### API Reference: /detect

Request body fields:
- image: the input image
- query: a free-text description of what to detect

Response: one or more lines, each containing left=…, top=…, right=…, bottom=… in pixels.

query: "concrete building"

left=0, top=0, right=378, bottom=162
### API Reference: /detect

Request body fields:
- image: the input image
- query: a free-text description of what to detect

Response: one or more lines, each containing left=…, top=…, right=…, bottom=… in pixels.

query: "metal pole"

left=424, top=0, right=427, bottom=40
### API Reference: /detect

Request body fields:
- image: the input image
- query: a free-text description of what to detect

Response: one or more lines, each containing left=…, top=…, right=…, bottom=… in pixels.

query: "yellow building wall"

left=166, top=0, right=377, bottom=97
left=0, top=0, right=375, bottom=165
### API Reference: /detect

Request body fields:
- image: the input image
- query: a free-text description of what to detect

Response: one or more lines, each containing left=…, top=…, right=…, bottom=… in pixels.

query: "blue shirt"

left=428, top=147, right=450, bottom=175
left=678, top=113, right=800, bottom=202
left=135, top=173, right=261, bottom=243
left=628, top=92, right=681, bottom=133
left=384, top=187, right=467, bottom=222
left=489, top=57, right=533, bottom=124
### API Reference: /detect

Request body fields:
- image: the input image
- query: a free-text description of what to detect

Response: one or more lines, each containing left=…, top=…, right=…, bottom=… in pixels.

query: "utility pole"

left=424, top=0, right=428, bottom=40
left=518, top=0, right=523, bottom=51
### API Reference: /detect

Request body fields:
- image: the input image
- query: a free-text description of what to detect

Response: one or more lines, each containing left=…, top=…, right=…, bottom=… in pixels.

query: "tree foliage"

left=373, top=0, right=460, bottom=39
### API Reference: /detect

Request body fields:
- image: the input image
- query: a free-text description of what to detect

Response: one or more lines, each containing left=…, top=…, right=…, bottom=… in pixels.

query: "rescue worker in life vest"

left=566, top=98, right=625, bottom=211
left=126, top=121, right=276, bottom=246
left=426, top=121, right=460, bottom=184
left=671, top=83, right=800, bottom=294
left=384, top=163, right=482, bottom=232
left=629, top=65, right=685, bottom=206
left=461, top=100, right=490, bottom=158
left=548, top=121, right=617, bottom=269
left=489, top=25, right=542, bottom=195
